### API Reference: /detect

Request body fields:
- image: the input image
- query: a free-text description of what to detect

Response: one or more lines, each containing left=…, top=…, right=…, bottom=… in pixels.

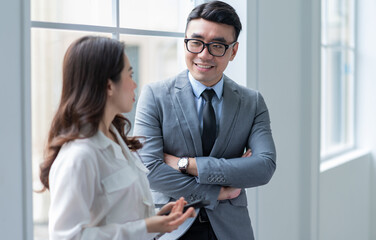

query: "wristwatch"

left=177, top=157, right=189, bottom=174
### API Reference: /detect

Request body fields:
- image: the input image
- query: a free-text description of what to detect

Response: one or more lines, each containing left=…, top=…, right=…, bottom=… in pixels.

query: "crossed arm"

left=134, top=85, right=276, bottom=208
left=164, top=150, right=252, bottom=200
left=162, top=94, right=276, bottom=190
left=164, top=149, right=252, bottom=176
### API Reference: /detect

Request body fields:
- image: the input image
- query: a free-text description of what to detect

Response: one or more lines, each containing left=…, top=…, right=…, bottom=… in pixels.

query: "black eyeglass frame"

left=184, top=38, right=237, bottom=57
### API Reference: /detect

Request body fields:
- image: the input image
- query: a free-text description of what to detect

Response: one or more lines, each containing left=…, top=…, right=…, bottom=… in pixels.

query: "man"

left=134, top=1, right=276, bottom=239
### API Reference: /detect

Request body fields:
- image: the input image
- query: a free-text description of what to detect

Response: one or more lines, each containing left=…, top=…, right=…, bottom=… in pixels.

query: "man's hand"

left=217, top=187, right=241, bottom=200
left=163, top=153, right=180, bottom=171
left=216, top=149, right=250, bottom=200
left=242, top=149, right=252, bottom=157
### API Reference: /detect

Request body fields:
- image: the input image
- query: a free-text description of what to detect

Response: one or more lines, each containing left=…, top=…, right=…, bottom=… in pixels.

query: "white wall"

left=246, top=0, right=321, bottom=239
left=0, top=0, right=33, bottom=239
left=319, top=152, right=371, bottom=240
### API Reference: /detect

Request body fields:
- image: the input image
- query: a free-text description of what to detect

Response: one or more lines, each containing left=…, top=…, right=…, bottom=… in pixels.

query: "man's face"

left=185, top=18, right=238, bottom=87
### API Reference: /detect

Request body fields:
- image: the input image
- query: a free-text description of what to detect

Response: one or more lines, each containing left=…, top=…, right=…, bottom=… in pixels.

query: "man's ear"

left=229, top=42, right=239, bottom=61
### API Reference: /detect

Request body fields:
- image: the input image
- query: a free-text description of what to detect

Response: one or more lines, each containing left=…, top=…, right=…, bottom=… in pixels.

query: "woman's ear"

left=107, top=79, right=114, bottom=96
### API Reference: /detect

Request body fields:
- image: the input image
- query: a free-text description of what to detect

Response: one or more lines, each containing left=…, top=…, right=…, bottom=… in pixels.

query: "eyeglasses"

left=184, top=38, right=237, bottom=57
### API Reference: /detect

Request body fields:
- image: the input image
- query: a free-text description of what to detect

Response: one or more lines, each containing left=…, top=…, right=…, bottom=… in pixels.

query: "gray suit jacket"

left=134, top=70, right=276, bottom=240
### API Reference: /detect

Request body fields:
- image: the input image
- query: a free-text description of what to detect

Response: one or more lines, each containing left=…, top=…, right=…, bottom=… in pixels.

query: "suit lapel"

left=174, top=71, right=203, bottom=156
left=211, top=76, right=241, bottom=157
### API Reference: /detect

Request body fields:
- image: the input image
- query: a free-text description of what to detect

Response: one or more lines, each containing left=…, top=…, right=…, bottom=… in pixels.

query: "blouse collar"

left=90, top=125, right=149, bottom=173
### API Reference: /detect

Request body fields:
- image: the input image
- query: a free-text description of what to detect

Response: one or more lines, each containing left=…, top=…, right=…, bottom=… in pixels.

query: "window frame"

left=320, top=0, right=356, bottom=161
left=29, top=0, right=195, bottom=238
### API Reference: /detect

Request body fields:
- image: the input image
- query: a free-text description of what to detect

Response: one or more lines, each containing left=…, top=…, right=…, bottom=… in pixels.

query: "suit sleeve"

left=134, top=85, right=221, bottom=210
left=195, top=92, right=276, bottom=188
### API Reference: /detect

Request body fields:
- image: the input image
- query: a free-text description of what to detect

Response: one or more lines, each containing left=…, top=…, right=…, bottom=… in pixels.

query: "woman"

left=39, top=36, right=195, bottom=240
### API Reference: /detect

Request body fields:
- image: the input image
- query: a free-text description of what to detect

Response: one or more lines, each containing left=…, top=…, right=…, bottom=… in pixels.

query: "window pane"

left=120, top=0, right=194, bottom=32
left=120, top=34, right=186, bottom=130
left=321, top=48, right=354, bottom=157
left=322, top=0, right=355, bottom=47
left=31, top=0, right=113, bottom=26
left=31, top=29, right=111, bottom=239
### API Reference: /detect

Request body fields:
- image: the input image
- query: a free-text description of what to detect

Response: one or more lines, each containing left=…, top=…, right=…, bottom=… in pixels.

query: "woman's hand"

left=145, top=197, right=196, bottom=233
left=156, top=200, right=186, bottom=216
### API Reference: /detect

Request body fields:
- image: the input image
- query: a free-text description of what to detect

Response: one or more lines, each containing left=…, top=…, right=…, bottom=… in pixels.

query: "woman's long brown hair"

left=39, top=36, right=142, bottom=191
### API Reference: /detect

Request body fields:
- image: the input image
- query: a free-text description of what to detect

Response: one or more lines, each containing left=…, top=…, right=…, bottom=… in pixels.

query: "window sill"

left=320, top=148, right=371, bottom=173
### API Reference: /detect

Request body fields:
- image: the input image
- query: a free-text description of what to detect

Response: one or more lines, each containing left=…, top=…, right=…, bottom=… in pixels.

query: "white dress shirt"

left=49, top=125, right=158, bottom=240
left=188, top=71, right=223, bottom=135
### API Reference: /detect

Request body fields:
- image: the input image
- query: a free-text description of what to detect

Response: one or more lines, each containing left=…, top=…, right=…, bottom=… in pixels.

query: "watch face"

left=178, top=158, right=188, bottom=167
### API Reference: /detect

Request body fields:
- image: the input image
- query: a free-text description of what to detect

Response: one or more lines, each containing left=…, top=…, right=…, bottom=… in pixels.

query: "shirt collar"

left=90, top=126, right=124, bottom=160
left=188, top=71, right=224, bottom=100
left=90, top=125, right=149, bottom=173
left=90, top=128, right=112, bottom=150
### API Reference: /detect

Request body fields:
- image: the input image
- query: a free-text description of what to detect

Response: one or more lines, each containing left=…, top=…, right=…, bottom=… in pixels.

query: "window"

left=30, top=1, right=194, bottom=239
left=321, top=0, right=355, bottom=160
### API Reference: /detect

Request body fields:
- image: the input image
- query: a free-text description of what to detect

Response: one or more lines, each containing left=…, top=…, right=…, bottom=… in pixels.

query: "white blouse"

left=48, top=125, right=158, bottom=240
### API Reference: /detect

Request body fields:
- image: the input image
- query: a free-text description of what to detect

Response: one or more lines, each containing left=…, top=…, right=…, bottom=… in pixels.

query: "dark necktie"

left=201, top=89, right=216, bottom=156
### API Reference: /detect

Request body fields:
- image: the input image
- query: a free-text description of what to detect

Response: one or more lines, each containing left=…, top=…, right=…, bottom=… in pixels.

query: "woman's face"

left=108, top=54, right=137, bottom=113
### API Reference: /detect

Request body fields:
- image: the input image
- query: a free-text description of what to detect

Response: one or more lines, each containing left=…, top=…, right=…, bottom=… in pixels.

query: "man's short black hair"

left=186, top=1, right=242, bottom=42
